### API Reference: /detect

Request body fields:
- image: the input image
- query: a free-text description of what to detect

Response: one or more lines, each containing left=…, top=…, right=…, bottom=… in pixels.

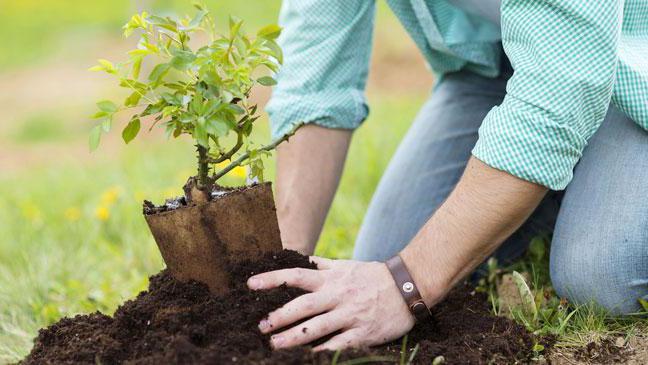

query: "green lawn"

left=0, top=0, right=285, bottom=69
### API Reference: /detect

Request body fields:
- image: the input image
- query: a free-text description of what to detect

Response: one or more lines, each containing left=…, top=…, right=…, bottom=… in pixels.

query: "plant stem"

left=121, top=79, right=157, bottom=104
left=197, top=144, right=210, bottom=188
left=211, top=123, right=303, bottom=182
left=207, top=132, right=243, bottom=164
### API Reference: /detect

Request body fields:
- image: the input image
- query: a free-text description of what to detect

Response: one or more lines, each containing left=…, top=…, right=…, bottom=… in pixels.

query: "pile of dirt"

left=23, top=250, right=534, bottom=364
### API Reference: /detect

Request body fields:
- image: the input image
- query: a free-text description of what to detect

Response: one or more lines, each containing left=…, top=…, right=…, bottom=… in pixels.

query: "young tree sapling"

left=90, top=4, right=298, bottom=203
left=88, top=5, right=301, bottom=293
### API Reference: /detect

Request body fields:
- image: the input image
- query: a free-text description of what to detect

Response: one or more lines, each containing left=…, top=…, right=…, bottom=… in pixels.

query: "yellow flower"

left=231, top=165, right=247, bottom=178
left=100, top=186, right=121, bottom=206
left=21, top=202, right=42, bottom=222
left=64, top=207, right=81, bottom=222
left=95, top=206, right=110, bottom=221
left=215, top=161, right=247, bottom=179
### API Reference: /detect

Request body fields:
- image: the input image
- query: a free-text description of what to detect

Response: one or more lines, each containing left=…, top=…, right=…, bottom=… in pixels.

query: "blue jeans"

left=353, top=67, right=648, bottom=315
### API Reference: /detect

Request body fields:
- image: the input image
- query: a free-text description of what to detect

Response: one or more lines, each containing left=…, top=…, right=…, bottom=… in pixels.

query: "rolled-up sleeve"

left=472, top=0, right=624, bottom=190
left=266, top=0, right=376, bottom=139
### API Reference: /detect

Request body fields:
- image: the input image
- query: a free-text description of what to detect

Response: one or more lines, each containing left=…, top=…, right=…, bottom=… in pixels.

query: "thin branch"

left=122, top=79, right=157, bottom=104
left=160, top=32, right=183, bottom=47
left=207, top=131, right=243, bottom=164
left=212, top=122, right=304, bottom=181
left=147, top=115, right=164, bottom=132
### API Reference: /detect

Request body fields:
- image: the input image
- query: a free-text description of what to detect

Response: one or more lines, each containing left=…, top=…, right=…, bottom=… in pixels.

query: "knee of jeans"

left=550, top=235, right=646, bottom=315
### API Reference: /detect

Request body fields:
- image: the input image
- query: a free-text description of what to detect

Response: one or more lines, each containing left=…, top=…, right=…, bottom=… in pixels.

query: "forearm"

left=400, top=157, right=548, bottom=306
left=276, top=124, right=352, bottom=255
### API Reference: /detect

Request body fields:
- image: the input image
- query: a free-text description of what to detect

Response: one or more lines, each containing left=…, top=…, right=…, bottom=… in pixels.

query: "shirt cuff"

left=267, top=89, right=369, bottom=140
left=472, top=96, right=587, bottom=190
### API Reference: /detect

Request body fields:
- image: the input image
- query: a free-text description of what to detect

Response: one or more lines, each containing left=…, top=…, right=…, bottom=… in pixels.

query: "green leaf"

left=248, top=158, right=264, bottom=182
left=179, top=112, right=193, bottom=124
left=161, top=92, right=181, bottom=106
left=512, top=271, right=537, bottom=319
left=91, top=111, right=108, bottom=119
left=101, top=118, right=112, bottom=133
left=148, top=63, right=171, bottom=83
left=227, top=104, right=245, bottom=115
left=233, top=36, right=248, bottom=56
left=124, top=92, right=142, bottom=107
left=164, top=82, right=189, bottom=91
left=132, top=56, right=143, bottom=79
left=170, top=50, right=196, bottom=71
left=206, top=117, right=230, bottom=137
left=256, top=76, right=277, bottom=86
left=639, top=298, right=648, bottom=312
left=89, top=59, right=117, bottom=74
left=119, top=78, right=147, bottom=91
left=194, top=123, right=209, bottom=147
left=122, top=12, right=149, bottom=37
left=189, top=94, right=204, bottom=114
left=128, top=49, right=152, bottom=57
left=122, top=118, right=141, bottom=144
left=188, top=10, right=208, bottom=29
left=140, top=102, right=164, bottom=117
left=162, top=106, right=180, bottom=118
left=204, top=99, right=224, bottom=115
left=257, top=24, right=281, bottom=40
left=148, top=16, right=178, bottom=33
left=99, top=59, right=116, bottom=73
left=258, top=59, right=280, bottom=73
left=264, top=39, right=283, bottom=64
left=97, top=100, right=118, bottom=113
left=229, top=16, right=243, bottom=38
left=89, top=126, right=102, bottom=151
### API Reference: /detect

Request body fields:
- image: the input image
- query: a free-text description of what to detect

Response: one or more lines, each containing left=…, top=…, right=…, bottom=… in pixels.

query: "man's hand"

left=254, top=157, right=547, bottom=351
left=247, top=257, right=415, bottom=351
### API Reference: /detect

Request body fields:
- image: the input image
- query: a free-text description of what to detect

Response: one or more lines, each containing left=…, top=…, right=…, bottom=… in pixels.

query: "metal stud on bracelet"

left=403, top=282, right=414, bottom=292
left=385, top=255, right=431, bottom=322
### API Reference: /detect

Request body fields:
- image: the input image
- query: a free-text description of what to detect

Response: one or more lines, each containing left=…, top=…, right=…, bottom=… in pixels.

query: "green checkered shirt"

left=266, top=0, right=648, bottom=190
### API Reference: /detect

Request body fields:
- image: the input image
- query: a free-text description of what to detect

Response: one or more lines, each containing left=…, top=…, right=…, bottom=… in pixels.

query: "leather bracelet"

left=385, top=255, right=431, bottom=322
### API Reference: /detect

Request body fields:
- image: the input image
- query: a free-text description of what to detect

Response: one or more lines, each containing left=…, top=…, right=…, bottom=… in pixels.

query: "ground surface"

left=23, top=250, right=534, bottom=365
left=0, top=1, right=645, bottom=364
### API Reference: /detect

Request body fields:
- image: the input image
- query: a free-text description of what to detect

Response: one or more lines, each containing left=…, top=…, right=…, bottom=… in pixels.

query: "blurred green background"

left=0, top=0, right=433, bottom=361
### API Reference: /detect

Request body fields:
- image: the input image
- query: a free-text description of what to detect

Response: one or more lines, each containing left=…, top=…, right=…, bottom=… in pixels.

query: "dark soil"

left=23, top=250, right=535, bottom=364
left=574, top=338, right=634, bottom=364
left=143, top=182, right=250, bottom=215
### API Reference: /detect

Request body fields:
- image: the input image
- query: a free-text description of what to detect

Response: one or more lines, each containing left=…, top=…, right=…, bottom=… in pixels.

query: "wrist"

left=400, top=244, right=449, bottom=308
left=281, top=240, right=314, bottom=255
left=384, top=255, right=432, bottom=322
left=276, top=207, right=318, bottom=255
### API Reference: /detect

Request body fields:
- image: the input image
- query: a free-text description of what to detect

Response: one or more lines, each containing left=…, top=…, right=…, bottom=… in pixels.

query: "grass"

left=0, top=0, right=284, bottom=70
left=8, top=113, right=73, bottom=144
left=478, top=236, right=647, bottom=361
